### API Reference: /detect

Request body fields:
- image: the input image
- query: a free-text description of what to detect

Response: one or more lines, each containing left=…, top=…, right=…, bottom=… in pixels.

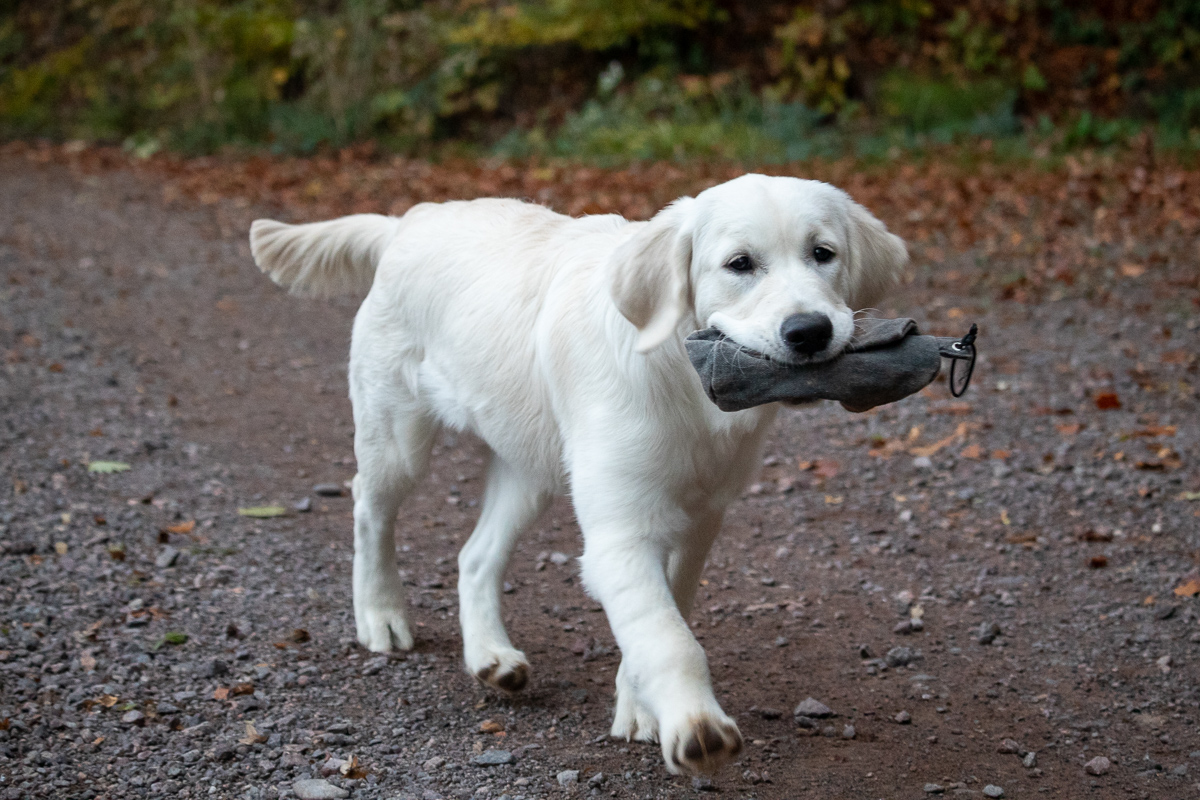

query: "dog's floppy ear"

left=845, top=200, right=908, bottom=311
left=608, top=198, right=695, bottom=353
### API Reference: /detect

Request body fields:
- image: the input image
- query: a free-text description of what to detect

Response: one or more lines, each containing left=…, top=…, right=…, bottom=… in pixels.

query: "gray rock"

left=924, top=784, right=945, bottom=794
left=793, top=697, right=834, bottom=718
left=983, top=785, right=1004, bottom=798
left=886, top=646, right=917, bottom=667
left=294, top=497, right=313, bottom=512
left=155, top=546, right=179, bottom=569
left=894, top=710, right=912, bottom=724
left=912, top=456, right=934, bottom=469
left=121, top=709, right=145, bottom=724
left=556, top=769, right=580, bottom=787
left=691, top=776, right=715, bottom=791
left=1084, top=756, right=1111, bottom=776
left=313, top=483, right=344, bottom=497
left=977, top=621, right=1002, bottom=645
left=293, top=779, right=349, bottom=800
left=471, top=750, right=514, bottom=766
left=1023, top=752, right=1037, bottom=769
left=841, top=725, right=856, bottom=739
left=997, top=738, right=1021, bottom=754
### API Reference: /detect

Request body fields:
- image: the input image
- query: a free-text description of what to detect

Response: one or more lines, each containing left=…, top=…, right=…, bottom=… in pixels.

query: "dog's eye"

left=725, top=255, right=753, bottom=273
left=813, top=246, right=835, bottom=263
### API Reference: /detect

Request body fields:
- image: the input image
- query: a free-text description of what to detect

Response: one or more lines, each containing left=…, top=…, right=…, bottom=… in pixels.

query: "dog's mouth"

left=706, top=329, right=838, bottom=367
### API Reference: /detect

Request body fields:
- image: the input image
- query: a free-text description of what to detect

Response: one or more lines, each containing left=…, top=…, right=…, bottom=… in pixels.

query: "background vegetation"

left=3, top=0, right=1200, bottom=161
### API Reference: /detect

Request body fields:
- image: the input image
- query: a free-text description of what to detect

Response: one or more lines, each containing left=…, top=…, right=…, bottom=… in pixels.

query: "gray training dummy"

left=685, top=318, right=976, bottom=414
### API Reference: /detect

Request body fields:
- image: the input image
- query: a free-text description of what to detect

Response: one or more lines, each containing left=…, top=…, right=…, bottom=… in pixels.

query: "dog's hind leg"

left=351, top=400, right=436, bottom=653
left=458, top=456, right=548, bottom=692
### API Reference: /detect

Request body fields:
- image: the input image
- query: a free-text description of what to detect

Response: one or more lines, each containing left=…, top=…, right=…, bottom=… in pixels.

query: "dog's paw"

left=611, top=685, right=658, bottom=743
left=661, top=713, right=743, bottom=776
left=469, top=646, right=530, bottom=692
left=355, top=602, right=414, bottom=653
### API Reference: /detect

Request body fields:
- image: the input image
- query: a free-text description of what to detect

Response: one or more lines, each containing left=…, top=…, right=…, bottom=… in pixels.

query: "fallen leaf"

left=213, top=687, right=230, bottom=700
left=290, top=628, right=311, bottom=643
left=1000, top=509, right=1011, bottom=526
left=1127, top=425, right=1177, bottom=438
left=1119, top=262, right=1146, bottom=277
left=813, top=459, right=839, bottom=479
left=1056, top=423, right=1083, bottom=435
left=239, top=721, right=268, bottom=745
left=163, top=520, right=196, bottom=535
left=991, top=449, right=1011, bottom=459
left=1076, top=529, right=1113, bottom=542
left=54, top=541, right=68, bottom=555
left=88, top=461, right=131, bottom=474
left=163, top=631, right=187, bottom=645
left=237, top=506, right=287, bottom=518
left=1143, top=595, right=1156, bottom=605
left=1173, top=579, right=1200, bottom=597
left=99, top=694, right=119, bottom=707
left=959, top=444, right=982, bottom=459
left=341, top=754, right=369, bottom=780
left=1180, top=491, right=1200, bottom=501
left=232, top=682, right=254, bottom=696
left=1094, top=392, right=1121, bottom=410
left=1088, top=555, right=1108, bottom=569
left=824, top=494, right=844, bottom=505
left=479, top=719, right=504, bottom=733
left=80, top=654, right=97, bottom=671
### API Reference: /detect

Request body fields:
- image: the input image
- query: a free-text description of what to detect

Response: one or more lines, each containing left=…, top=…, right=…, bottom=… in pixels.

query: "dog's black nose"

left=780, top=312, right=833, bottom=356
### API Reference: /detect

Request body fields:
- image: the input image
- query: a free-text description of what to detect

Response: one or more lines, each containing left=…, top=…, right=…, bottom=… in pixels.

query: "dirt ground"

left=1, top=147, right=1199, bottom=800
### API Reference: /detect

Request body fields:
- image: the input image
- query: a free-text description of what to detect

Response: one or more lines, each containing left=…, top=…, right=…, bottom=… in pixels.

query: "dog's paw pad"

left=669, top=716, right=742, bottom=775
left=473, top=651, right=530, bottom=693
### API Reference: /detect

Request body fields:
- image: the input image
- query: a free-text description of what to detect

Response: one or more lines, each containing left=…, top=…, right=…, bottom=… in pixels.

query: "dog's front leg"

left=579, top=521, right=742, bottom=775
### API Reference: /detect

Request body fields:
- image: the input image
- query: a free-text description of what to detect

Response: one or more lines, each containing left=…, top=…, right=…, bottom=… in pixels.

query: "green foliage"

left=2, top=1, right=1199, bottom=158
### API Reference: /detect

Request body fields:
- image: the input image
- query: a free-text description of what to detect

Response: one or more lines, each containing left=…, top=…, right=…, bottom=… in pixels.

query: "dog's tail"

left=249, top=214, right=400, bottom=297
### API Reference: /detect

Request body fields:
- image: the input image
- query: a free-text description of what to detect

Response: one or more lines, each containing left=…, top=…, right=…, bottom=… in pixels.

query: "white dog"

left=249, top=174, right=906, bottom=775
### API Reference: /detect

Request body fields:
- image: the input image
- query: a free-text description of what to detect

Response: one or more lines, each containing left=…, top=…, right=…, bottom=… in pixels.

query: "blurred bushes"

left=2, top=1, right=1199, bottom=158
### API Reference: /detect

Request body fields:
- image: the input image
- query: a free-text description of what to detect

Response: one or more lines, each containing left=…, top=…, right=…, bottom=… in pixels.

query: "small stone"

left=422, top=756, right=445, bottom=771
left=886, top=646, right=917, bottom=667
left=774, top=635, right=788, bottom=647
left=794, top=698, right=834, bottom=718
left=691, top=776, right=716, bottom=791
left=556, top=769, right=580, bottom=787
left=121, top=710, right=145, bottom=724
left=1023, top=752, right=1038, bottom=769
left=471, top=750, right=514, bottom=766
left=155, top=546, right=179, bottom=569
left=312, top=483, right=344, bottom=497
left=894, top=710, right=912, bottom=724
left=894, top=618, right=924, bottom=634
left=912, top=456, right=933, bottom=469
left=841, top=725, right=856, bottom=739
left=982, top=785, right=1004, bottom=798
left=1171, top=764, right=1187, bottom=776
left=292, top=779, right=349, bottom=800
left=757, top=707, right=782, bottom=720
left=1084, top=756, right=1111, bottom=776
left=587, top=772, right=605, bottom=787
left=549, top=552, right=571, bottom=566
left=319, top=757, right=347, bottom=777
left=294, top=497, right=312, bottom=513
left=924, top=784, right=945, bottom=794
left=1154, top=604, right=1178, bottom=620
left=977, top=621, right=1002, bottom=645
left=997, top=738, right=1021, bottom=754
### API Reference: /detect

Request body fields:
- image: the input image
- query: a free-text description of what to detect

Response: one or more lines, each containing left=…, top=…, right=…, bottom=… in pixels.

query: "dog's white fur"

left=250, top=174, right=906, bottom=775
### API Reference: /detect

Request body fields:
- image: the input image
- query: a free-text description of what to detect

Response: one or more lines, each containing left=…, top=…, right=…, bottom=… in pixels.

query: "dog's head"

left=608, top=174, right=907, bottom=360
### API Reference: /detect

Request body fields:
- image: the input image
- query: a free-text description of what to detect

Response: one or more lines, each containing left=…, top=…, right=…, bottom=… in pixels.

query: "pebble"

left=549, top=551, right=571, bottom=566
left=691, top=776, right=716, bottom=791
left=983, top=785, right=1004, bottom=798
left=313, top=483, right=344, bottom=497
left=1084, top=756, right=1111, bottom=776
left=556, top=769, right=580, bottom=787
left=793, top=697, right=834, bottom=718
left=997, top=738, right=1021, bottom=754
left=977, top=621, right=1002, bottom=645
left=294, top=496, right=312, bottom=512
left=155, top=546, right=179, bottom=569
left=894, top=618, right=924, bottom=634
left=894, top=710, right=912, bottom=724
left=842, top=725, right=856, bottom=739
left=471, top=750, right=514, bottom=766
left=1023, top=752, right=1037, bottom=768
left=120, top=709, right=144, bottom=724
left=886, top=646, right=917, bottom=667
left=923, top=784, right=945, bottom=794
left=293, top=779, right=349, bottom=800
left=912, top=456, right=933, bottom=469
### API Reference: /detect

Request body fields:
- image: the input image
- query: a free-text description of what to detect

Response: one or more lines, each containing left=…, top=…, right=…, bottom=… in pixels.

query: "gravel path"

left=1, top=153, right=1198, bottom=800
